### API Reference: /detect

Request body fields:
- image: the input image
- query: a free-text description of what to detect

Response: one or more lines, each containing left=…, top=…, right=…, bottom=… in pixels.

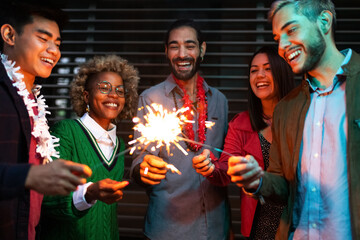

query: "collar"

left=306, top=49, right=352, bottom=93
left=164, top=74, right=212, bottom=97
left=80, top=113, right=117, bottom=145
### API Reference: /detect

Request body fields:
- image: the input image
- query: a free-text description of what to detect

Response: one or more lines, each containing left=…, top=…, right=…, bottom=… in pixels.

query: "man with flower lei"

left=131, top=19, right=230, bottom=240
left=0, top=1, right=91, bottom=239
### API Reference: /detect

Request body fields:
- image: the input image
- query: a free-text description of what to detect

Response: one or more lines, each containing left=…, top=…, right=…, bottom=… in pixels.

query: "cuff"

left=73, top=182, right=97, bottom=211
left=242, top=177, right=266, bottom=205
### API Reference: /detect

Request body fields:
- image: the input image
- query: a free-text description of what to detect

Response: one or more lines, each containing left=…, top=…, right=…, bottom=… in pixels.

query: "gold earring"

left=86, top=104, right=90, bottom=112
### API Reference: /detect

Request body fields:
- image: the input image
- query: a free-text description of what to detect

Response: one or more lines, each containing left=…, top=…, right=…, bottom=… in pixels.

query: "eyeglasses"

left=97, top=81, right=126, bottom=97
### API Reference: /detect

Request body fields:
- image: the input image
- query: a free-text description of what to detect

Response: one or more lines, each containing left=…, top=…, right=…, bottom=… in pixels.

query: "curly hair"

left=70, top=55, right=139, bottom=121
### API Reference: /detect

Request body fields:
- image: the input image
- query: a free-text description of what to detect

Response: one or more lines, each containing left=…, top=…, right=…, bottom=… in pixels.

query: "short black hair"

left=164, top=19, right=204, bottom=46
left=0, top=0, right=68, bottom=51
left=248, top=46, right=295, bottom=132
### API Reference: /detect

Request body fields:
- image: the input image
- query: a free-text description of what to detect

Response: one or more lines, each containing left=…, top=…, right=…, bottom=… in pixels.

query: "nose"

left=258, top=68, right=266, bottom=78
left=179, top=45, right=187, bottom=58
left=107, top=88, right=118, bottom=97
left=47, top=41, right=60, bottom=57
left=278, top=35, right=291, bottom=57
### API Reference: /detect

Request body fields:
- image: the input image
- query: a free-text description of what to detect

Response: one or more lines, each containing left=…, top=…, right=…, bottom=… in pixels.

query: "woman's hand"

left=85, top=179, right=129, bottom=204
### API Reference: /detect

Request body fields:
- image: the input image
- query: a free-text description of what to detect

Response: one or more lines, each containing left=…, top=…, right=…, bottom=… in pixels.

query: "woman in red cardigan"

left=207, top=46, right=295, bottom=239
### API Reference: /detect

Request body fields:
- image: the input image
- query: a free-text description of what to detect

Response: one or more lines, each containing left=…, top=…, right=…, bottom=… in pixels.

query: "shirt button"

left=316, top=121, right=321, bottom=126
left=312, top=223, right=317, bottom=228
left=311, top=187, right=316, bottom=192
left=314, top=153, right=319, bottom=158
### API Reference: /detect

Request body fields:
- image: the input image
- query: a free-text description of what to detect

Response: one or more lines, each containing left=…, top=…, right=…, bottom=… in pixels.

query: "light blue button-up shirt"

left=291, top=49, right=353, bottom=240
left=130, top=74, right=230, bottom=240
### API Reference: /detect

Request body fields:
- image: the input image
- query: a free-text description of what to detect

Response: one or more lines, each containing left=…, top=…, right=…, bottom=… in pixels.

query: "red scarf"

left=174, top=74, right=207, bottom=152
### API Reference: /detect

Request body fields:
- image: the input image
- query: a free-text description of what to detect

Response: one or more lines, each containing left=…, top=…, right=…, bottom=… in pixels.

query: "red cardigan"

left=207, top=111, right=264, bottom=237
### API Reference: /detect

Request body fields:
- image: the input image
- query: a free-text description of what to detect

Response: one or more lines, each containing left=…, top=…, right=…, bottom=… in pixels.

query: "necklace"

left=173, top=74, right=207, bottom=152
left=1, top=54, right=59, bottom=163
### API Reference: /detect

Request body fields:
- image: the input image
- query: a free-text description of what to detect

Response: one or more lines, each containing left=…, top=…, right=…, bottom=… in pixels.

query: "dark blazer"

left=0, top=62, right=32, bottom=239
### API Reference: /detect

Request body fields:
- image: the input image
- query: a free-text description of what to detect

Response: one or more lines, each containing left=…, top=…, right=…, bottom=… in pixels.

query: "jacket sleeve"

left=0, top=164, right=31, bottom=200
left=259, top=107, right=289, bottom=204
left=207, top=113, right=246, bottom=186
left=41, top=120, right=89, bottom=220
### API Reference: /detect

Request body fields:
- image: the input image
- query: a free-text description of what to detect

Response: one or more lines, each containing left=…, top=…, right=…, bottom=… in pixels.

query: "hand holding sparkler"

left=227, top=155, right=263, bottom=190
left=192, top=149, right=215, bottom=177
left=140, top=155, right=168, bottom=185
left=85, top=179, right=129, bottom=205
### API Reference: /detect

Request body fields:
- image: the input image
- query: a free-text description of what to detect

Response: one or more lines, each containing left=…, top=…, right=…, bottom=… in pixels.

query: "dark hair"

left=268, top=0, right=336, bottom=38
left=248, top=46, right=295, bottom=132
left=0, top=0, right=68, bottom=51
left=164, top=19, right=204, bottom=46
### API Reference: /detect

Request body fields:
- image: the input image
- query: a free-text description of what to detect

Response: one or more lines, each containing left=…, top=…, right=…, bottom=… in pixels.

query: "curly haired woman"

left=40, top=55, right=139, bottom=240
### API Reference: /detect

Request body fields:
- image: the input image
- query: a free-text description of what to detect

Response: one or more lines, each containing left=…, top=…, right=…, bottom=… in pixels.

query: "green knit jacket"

left=40, top=119, right=125, bottom=240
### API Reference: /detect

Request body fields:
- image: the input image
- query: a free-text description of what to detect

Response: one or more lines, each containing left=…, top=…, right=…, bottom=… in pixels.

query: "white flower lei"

left=1, top=54, right=59, bottom=163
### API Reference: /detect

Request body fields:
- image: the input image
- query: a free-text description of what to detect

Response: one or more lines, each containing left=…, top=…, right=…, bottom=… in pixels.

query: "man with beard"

left=227, top=0, right=360, bottom=239
left=130, top=19, right=230, bottom=240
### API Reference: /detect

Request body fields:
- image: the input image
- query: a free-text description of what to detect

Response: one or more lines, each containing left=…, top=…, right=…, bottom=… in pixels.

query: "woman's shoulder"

left=228, top=111, right=253, bottom=132
left=230, top=111, right=250, bottom=124
left=51, top=119, right=79, bottom=133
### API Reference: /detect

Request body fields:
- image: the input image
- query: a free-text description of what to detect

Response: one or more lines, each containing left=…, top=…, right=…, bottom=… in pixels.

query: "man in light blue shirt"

left=227, top=0, right=360, bottom=239
left=130, top=19, right=230, bottom=240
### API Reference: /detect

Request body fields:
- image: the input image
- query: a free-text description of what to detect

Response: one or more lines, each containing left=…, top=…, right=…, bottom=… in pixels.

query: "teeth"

left=288, top=50, right=301, bottom=61
left=257, top=82, right=269, bottom=87
left=105, top=103, right=118, bottom=107
left=41, top=57, right=54, bottom=65
left=178, top=62, right=190, bottom=66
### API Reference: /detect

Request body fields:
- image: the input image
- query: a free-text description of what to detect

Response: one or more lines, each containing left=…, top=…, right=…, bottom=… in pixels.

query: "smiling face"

left=165, top=26, right=205, bottom=81
left=6, top=15, right=61, bottom=82
left=250, top=53, right=277, bottom=101
left=83, top=71, right=125, bottom=129
left=272, top=4, right=326, bottom=74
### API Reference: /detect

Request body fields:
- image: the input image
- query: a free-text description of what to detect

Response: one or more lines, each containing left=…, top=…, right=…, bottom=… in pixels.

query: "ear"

left=83, top=90, right=89, bottom=105
left=200, top=41, right=206, bottom=57
left=1, top=24, right=16, bottom=47
left=318, top=10, right=333, bottom=35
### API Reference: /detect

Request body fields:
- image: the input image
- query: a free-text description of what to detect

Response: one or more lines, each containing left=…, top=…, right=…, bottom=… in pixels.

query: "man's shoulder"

left=140, top=81, right=167, bottom=97
left=207, top=85, right=227, bottom=100
left=276, top=83, right=305, bottom=110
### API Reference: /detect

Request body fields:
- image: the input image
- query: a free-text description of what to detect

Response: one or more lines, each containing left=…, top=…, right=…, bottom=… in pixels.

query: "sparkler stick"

left=177, top=137, right=234, bottom=157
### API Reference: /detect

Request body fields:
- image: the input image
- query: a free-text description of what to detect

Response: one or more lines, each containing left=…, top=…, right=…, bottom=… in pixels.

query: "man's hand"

left=227, top=155, right=263, bottom=190
left=192, top=149, right=215, bottom=177
left=85, top=179, right=129, bottom=205
left=140, top=155, right=167, bottom=185
left=25, top=159, right=92, bottom=196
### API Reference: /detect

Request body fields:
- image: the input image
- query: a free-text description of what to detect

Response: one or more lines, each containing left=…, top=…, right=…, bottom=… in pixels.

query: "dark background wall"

left=41, top=1, right=360, bottom=239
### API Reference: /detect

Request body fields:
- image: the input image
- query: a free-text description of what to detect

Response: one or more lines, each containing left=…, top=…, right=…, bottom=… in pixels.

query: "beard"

left=298, top=28, right=326, bottom=74
left=168, top=56, right=201, bottom=81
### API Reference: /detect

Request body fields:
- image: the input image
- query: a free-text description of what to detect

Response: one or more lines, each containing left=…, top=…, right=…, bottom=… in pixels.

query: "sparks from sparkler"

left=128, top=103, right=231, bottom=157
left=129, top=103, right=189, bottom=156
left=90, top=103, right=230, bottom=174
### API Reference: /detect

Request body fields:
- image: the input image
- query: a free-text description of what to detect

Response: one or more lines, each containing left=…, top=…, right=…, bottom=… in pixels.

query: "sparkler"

left=126, top=103, right=228, bottom=175
left=129, top=103, right=190, bottom=156
left=92, top=103, right=230, bottom=175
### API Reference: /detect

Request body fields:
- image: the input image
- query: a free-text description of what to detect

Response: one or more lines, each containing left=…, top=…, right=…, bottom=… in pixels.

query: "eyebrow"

left=168, top=40, right=197, bottom=45
left=36, top=28, right=62, bottom=42
left=251, top=62, right=270, bottom=68
left=281, top=20, right=297, bottom=31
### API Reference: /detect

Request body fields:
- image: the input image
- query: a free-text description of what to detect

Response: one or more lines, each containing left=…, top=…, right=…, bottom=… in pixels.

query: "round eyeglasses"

left=97, top=81, right=126, bottom=97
